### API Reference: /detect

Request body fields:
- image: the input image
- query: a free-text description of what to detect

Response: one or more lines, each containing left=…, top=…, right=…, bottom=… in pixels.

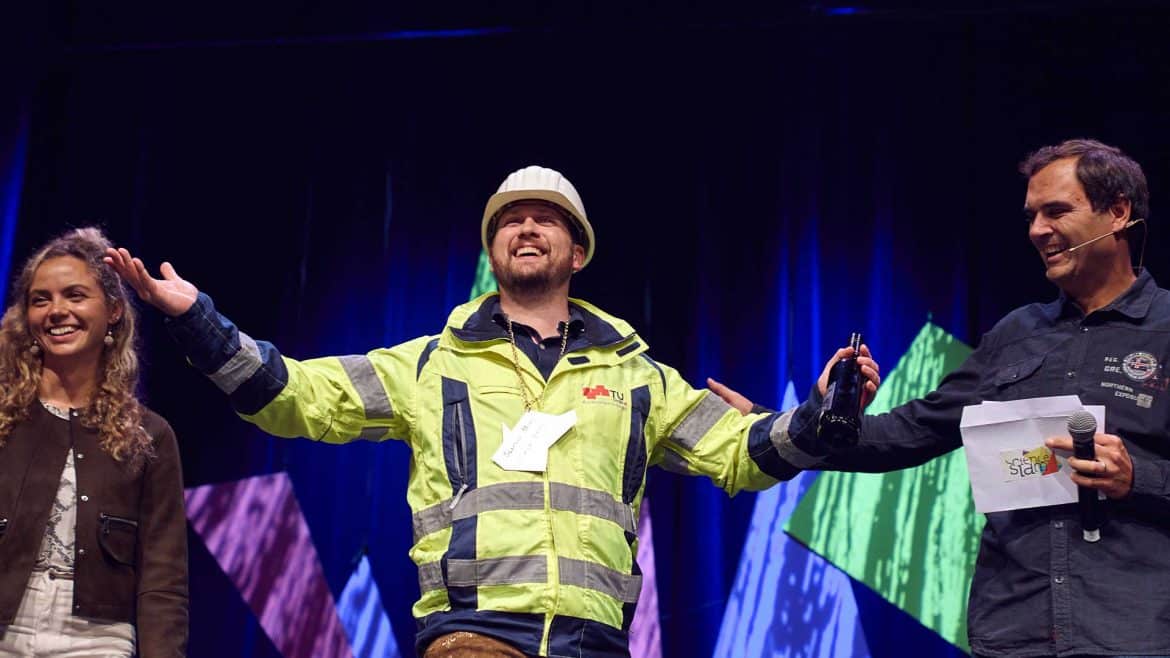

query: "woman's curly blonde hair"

left=0, top=227, right=152, bottom=465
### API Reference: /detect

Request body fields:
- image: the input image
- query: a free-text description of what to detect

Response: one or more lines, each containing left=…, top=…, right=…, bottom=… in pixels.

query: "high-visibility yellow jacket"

left=168, top=292, right=799, bottom=657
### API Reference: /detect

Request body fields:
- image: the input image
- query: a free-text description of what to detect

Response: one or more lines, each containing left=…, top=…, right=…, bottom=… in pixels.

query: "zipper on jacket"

left=97, top=512, right=139, bottom=567
left=98, top=512, right=139, bottom=534
left=448, top=402, right=470, bottom=510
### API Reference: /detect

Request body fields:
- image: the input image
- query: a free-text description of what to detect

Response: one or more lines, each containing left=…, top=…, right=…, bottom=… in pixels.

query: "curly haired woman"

left=0, top=227, right=187, bottom=657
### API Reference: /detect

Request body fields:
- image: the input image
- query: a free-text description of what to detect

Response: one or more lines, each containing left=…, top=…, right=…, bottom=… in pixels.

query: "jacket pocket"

left=992, top=355, right=1046, bottom=396
left=98, top=512, right=138, bottom=567
left=441, top=377, right=477, bottom=505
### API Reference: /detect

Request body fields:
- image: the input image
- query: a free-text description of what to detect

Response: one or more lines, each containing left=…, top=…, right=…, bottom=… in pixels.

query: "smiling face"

left=488, top=201, right=585, bottom=295
left=1025, top=157, right=1130, bottom=297
left=27, top=256, right=122, bottom=375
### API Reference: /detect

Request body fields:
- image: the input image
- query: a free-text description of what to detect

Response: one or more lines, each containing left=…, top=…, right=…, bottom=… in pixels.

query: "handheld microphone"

left=1067, top=410, right=1103, bottom=542
left=1065, top=218, right=1144, bottom=254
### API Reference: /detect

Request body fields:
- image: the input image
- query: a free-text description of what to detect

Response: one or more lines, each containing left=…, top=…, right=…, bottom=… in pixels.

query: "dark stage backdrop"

left=8, top=3, right=1170, bottom=657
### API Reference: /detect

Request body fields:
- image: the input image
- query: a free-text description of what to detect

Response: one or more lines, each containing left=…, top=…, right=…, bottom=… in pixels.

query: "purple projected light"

left=629, top=497, right=662, bottom=658
left=186, top=472, right=354, bottom=658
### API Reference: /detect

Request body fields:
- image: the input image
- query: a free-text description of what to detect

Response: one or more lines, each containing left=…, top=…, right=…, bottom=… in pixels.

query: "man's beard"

left=491, top=254, right=574, bottom=296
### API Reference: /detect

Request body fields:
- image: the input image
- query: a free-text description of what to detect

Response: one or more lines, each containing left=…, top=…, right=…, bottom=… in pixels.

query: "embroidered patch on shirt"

left=1122, top=351, right=1159, bottom=381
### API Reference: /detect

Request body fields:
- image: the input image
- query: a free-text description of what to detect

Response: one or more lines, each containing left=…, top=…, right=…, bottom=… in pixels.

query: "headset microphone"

left=1064, top=218, right=1144, bottom=254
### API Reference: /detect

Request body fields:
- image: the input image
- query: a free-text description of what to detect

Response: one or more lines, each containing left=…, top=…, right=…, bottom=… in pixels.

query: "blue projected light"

left=0, top=112, right=27, bottom=305
left=714, top=382, right=870, bottom=658
left=372, top=27, right=514, bottom=41
left=82, top=27, right=515, bottom=53
left=338, top=555, right=402, bottom=658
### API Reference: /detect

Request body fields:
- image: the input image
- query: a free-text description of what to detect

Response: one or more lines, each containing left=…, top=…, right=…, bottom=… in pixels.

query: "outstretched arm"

left=104, top=246, right=416, bottom=444
left=709, top=343, right=882, bottom=415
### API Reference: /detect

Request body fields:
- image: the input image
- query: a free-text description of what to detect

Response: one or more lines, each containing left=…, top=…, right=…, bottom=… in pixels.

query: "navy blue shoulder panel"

left=640, top=354, right=666, bottom=392
left=416, top=337, right=441, bottom=379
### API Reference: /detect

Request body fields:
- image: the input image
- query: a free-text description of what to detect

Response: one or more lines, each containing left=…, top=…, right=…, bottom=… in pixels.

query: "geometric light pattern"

left=785, top=323, right=982, bottom=651
left=630, top=497, right=662, bottom=658
left=338, top=555, right=401, bottom=658
left=186, top=472, right=355, bottom=658
left=715, top=382, right=871, bottom=658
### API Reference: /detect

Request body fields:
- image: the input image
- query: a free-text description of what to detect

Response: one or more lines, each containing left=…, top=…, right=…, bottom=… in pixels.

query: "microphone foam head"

left=1067, top=410, right=1097, bottom=435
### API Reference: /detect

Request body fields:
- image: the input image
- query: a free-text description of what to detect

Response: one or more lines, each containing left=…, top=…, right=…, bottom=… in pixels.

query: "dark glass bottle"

left=818, top=332, right=864, bottom=448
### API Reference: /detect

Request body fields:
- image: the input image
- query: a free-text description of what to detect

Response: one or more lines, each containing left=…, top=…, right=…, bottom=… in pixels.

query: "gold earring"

left=29, top=341, right=41, bottom=356
left=103, top=329, right=115, bottom=347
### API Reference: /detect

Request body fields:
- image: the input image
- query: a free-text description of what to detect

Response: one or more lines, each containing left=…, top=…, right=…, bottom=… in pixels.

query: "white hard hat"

left=481, top=165, right=596, bottom=268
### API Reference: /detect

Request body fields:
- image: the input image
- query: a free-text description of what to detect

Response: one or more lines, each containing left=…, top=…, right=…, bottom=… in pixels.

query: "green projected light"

left=785, top=323, right=983, bottom=652
left=469, top=249, right=498, bottom=299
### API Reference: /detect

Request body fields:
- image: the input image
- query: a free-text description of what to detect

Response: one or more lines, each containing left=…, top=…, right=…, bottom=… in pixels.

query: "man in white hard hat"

left=105, top=165, right=880, bottom=658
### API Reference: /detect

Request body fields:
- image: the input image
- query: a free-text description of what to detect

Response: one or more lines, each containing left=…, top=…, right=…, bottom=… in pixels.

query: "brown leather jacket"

left=0, top=401, right=188, bottom=657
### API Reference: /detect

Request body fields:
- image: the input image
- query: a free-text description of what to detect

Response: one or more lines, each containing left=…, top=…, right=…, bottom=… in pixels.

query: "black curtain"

left=12, top=4, right=1170, bottom=657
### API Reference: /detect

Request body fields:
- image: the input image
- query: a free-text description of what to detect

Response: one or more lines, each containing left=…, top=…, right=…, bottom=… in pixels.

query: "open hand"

left=707, top=377, right=755, bottom=415
left=104, top=247, right=199, bottom=317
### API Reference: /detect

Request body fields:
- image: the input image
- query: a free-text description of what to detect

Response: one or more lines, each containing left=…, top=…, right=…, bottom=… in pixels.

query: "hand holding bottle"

left=816, top=335, right=881, bottom=447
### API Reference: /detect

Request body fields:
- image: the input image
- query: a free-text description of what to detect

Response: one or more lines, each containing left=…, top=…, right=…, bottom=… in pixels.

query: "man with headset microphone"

left=712, top=138, right=1170, bottom=657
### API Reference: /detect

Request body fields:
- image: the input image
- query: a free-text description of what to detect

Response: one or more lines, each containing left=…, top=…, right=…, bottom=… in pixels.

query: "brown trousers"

left=422, top=631, right=529, bottom=658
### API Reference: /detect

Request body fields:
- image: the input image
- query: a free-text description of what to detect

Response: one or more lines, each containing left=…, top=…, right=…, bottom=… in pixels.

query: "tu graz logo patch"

left=582, top=384, right=627, bottom=407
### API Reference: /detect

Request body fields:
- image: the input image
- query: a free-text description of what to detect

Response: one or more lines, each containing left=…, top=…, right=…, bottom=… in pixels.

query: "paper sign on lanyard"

left=493, top=409, right=577, bottom=473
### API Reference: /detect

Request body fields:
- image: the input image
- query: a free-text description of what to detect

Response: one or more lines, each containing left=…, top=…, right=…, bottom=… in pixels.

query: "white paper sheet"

left=959, top=395, right=1104, bottom=513
left=493, top=409, right=577, bottom=472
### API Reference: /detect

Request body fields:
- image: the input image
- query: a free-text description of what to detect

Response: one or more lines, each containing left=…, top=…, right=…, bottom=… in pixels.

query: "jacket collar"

left=1046, top=268, right=1157, bottom=322
left=447, top=293, right=636, bottom=349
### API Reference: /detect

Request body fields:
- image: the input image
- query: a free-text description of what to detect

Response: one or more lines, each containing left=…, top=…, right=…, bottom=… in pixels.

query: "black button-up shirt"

left=790, top=269, right=1170, bottom=656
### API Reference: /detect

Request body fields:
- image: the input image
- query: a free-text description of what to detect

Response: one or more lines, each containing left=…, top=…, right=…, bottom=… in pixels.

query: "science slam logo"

left=1000, top=445, right=1063, bottom=482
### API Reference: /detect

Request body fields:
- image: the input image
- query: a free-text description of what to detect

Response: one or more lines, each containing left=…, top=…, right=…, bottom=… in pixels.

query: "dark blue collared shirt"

left=788, top=269, right=1170, bottom=656
left=490, top=307, right=587, bottom=381
left=454, top=295, right=597, bottom=380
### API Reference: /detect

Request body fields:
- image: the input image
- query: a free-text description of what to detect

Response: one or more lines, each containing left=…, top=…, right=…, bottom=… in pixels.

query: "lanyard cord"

left=506, top=318, right=569, bottom=411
